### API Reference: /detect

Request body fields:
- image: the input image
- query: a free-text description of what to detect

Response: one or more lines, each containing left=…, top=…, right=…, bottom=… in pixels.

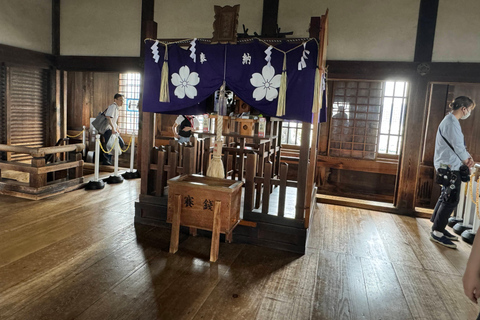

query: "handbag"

left=106, top=133, right=123, bottom=155
left=92, top=109, right=109, bottom=134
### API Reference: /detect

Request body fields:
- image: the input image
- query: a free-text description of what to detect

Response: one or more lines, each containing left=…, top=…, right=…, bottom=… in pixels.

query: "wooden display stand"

left=236, top=118, right=255, bottom=136
left=167, top=174, right=243, bottom=262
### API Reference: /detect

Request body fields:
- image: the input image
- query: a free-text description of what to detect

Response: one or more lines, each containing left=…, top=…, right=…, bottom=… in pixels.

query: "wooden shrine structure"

left=135, top=11, right=329, bottom=254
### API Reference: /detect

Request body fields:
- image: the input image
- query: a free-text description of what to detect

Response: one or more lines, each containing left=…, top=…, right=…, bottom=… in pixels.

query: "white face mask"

left=461, top=109, right=471, bottom=120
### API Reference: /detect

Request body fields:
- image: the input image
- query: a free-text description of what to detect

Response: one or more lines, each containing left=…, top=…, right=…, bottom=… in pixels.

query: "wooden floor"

left=0, top=179, right=478, bottom=320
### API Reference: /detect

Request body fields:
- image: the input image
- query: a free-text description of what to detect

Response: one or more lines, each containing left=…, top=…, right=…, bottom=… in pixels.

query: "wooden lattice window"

left=118, top=73, right=140, bottom=135
left=329, top=81, right=383, bottom=159
left=329, top=80, right=409, bottom=159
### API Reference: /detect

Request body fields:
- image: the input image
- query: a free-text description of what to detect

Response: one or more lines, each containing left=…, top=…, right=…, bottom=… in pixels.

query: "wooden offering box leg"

left=225, top=232, right=233, bottom=243
left=169, top=194, right=182, bottom=254
left=210, top=201, right=222, bottom=262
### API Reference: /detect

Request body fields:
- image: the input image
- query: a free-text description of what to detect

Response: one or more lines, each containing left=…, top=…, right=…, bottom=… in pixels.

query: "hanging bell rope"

left=276, top=53, right=287, bottom=117
left=206, top=89, right=225, bottom=179
left=206, top=45, right=228, bottom=179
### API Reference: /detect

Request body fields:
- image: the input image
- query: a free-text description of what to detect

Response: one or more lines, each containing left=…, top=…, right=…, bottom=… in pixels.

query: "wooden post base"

left=210, top=201, right=222, bottom=262
left=169, top=195, right=182, bottom=254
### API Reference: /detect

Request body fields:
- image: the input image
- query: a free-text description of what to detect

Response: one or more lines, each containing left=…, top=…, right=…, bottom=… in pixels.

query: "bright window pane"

left=380, top=97, right=392, bottom=134
left=118, top=73, right=141, bottom=135
left=394, top=82, right=405, bottom=97
left=282, top=121, right=305, bottom=146
left=281, top=127, right=288, bottom=144
left=384, top=81, right=394, bottom=96
left=389, top=98, right=404, bottom=135
left=387, top=136, right=398, bottom=154
left=378, top=81, right=408, bottom=155
left=378, top=135, right=388, bottom=153
left=289, top=129, right=297, bottom=144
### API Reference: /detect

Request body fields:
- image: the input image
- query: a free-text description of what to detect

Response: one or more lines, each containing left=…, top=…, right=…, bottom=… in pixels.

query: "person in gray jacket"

left=430, top=96, right=475, bottom=249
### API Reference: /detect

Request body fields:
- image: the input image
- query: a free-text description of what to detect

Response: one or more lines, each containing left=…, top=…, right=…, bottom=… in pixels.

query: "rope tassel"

left=276, top=53, right=287, bottom=117
left=159, top=44, right=170, bottom=102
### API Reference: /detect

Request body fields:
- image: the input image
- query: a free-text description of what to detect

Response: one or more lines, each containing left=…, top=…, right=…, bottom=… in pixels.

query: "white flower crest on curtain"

left=250, top=64, right=281, bottom=101
left=171, top=66, right=200, bottom=99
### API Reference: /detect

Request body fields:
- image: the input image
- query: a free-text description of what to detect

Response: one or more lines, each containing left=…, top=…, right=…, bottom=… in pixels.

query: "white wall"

left=279, top=0, right=420, bottom=61
left=2, top=0, right=479, bottom=63
left=433, top=0, right=480, bottom=62
left=60, top=0, right=141, bottom=56
left=0, top=0, right=51, bottom=53
left=154, top=0, right=420, bottom=62
left=155, top=0, right=263, bottom=39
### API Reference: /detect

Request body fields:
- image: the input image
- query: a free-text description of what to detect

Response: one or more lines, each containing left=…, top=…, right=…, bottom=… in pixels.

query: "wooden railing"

left=148, top=137, right=212, bottom=197
left=0, top=143, right=84, bottom=199
left=244, top=153, right=296, bottom=218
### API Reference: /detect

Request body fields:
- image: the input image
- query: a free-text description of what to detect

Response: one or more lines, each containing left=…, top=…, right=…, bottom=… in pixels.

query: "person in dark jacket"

left=172, top=115, right=199, bottom=143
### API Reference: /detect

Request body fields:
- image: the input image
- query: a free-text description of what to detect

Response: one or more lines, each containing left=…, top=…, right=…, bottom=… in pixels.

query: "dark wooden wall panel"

left=93, top=73, right=119, bottom=114
left=67, top=71, right=120, bottom=131
left=67, top=72, right=83, bottom=130
left=8, top=67, right=49, bottom=161
left=422, top=84, right=448, bottom=165
left=447, top=84, right=480, bottom=160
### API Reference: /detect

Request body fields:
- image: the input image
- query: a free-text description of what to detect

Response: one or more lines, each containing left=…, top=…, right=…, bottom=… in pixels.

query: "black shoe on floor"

left=430, top=232, right=457, bottom=249
left=442, top=229, right=459, bottom=241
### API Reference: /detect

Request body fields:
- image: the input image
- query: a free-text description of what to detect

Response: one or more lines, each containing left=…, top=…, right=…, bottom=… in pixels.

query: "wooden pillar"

left=210, top=201, right=222, bottom=262
left=68, top=151, right=83, bottom=178
left=262, top=162, right=272, bottom=214
left=61, top=70, right=67, bottom=141
left=169, top=194, right=182, bottom=254
left=414, top=0, right=439, bottom=63
left=137, top=0, right=156, bottom=175
left=48, top=68, right=65, bottom=148
left=52, top=0, right=60, bottom=56
left=139, top=18, right=157, bottom=195
left=395, top=76, right=429, bottom=213
left=30, top=157, right=46, bottom=188
left=278, top=162, right=288, bottom=218
left=244, top=153, right=257, bottom=212
left=295, top=122, right=311, bottom=220
left=5, top=66, right=11, bottom=161
left=156, top=150, right=166, bottom=197
left=184, top=146, right=196, bottom=174
left=305, top=13, right=328, bottom=227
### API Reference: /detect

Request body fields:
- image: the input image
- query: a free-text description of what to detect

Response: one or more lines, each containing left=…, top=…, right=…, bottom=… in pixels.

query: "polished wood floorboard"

left=0, top=179, right=478, bottom=319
